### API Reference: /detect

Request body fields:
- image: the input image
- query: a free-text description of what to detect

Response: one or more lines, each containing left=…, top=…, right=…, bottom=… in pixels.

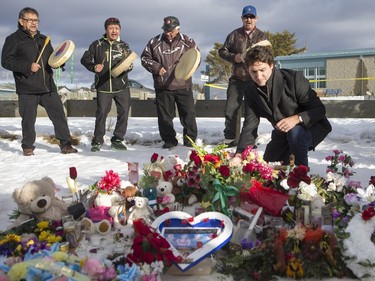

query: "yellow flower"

left=200, top=201, right=211, bottom=209
left=286, top=257, right=304, bottom=279
left=0, top=234, right=21, bottom=245
left=36, top=220, right=50, bottom=231
left=47, top=234, right=62, bottom=244
left=38, top=230, right=51, bottom=241
left=26, top=240, right=35, bottom=247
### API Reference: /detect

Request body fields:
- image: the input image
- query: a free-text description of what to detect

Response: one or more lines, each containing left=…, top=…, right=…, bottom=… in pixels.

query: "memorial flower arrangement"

left=185, top=141, right=243, bottom=215
left=125, top=219, right=182, bottom=272
left=217, top=150, right=375, bottom=280
left=90, top=170, right=122, bottom=195
left=0, top=219, right=63, bottom=258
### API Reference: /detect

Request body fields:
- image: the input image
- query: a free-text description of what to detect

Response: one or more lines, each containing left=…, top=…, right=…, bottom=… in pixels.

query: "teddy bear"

left=87, top=191, right=125, bottom=228
left=161, top=154, right=185, bottom=182
left=154, top=180, right=181, bottom=215
left=12, top=176, right=69, bottom=226
left=172, top=176, right=198, bottom=206
left=127, top=196, right=153, bottom=225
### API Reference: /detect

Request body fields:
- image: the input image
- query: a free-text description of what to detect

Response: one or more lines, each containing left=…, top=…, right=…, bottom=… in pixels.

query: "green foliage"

left=203, top=42, right=231, bottom=83
left=264, top=30, right=307, bottom=57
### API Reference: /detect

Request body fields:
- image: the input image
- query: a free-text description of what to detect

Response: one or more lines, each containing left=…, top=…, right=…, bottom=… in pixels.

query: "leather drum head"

left=111, top=51, right=137, bottom=78
left=48, top=40, right=75, bottom=68
left=175, top=48, right=201, bottom=81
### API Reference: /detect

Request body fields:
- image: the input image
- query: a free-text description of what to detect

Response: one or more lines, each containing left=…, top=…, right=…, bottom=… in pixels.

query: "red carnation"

left=193, top=155, right=202, bottom=166
left=189, top=150, right=198, bottom=161
left=287, top=165, right=311, bottom=188
left=218, top=165, right=230, bottom=178
left=362, top=206, right=375, bottom=221
left=204, top=154, right=221, bottom=164
left=69, top=167, right=77, bottom=179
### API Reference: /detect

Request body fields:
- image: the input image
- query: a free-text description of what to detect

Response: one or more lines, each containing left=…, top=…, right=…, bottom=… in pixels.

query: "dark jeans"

left=93, top=88, right=130, bottom=143
left=224, top=79, right=250, bottom=140
left=155, top=88, right=197, bottom=144
left=264, top=125, right=313, bottom=167
left=18, top=92, right=72, bottom=149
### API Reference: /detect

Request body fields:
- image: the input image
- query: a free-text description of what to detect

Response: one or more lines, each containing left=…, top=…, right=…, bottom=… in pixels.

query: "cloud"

left=1, top=0, right=375, bottom=88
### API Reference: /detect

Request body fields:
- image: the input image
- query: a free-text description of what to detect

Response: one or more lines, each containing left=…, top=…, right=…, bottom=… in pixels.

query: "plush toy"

left=161, top=155, right=185, bottom=181
left=89, top=191, right=124, bottom=227
left=127, top=196, right=153, bottom=225
left=154, top=181, right=181, bottom=214
left=12, top=177, right=69, bottom=226
left=172, top=176, right=198, bottom=205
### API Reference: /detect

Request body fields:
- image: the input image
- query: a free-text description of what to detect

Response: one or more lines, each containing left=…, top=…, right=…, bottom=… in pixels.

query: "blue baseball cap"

left=242, top=5, right=257, bottom=17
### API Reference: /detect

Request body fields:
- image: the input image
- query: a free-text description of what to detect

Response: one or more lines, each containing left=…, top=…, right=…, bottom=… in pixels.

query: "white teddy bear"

left=127, top=196, right=153, bottom=225
left=161, top=155, right=185, bottom=181
left=154, top=180, right=181, bottom=214
left=156, top=181, right=176, bottom=205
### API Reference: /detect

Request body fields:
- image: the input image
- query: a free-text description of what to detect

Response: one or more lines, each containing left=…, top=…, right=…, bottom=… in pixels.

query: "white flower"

left=280, top=179, right=290, bottom=191
left=357, top=184, right=375, bottom=204
left=297, top=181, right=318, bottom=201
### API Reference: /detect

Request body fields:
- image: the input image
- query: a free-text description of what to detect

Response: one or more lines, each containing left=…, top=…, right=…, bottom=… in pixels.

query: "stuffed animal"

left=172, top=176, right=198, bottom=205
left=161, top=155, right=185, bottom=181
left=156, top=181, right=176, bottom=205
left=12, top=177, right=69, bottom=226
left=154, top=180, right=181, bottom=214
left=127, top=196, right=153, bottom=225
left=89, top=192, right=124, bottom=227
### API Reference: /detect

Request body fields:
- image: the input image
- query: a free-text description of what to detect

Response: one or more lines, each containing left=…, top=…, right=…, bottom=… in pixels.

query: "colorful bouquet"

left=90, top=170, right=122, bottom=195
left=0, top=219, right=63, bottom=258
left=184, top=141, right=243, bottom=215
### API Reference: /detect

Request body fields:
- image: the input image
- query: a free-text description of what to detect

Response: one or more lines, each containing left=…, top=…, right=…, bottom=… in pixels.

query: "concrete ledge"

left=0, top=100, right=374, bottom=118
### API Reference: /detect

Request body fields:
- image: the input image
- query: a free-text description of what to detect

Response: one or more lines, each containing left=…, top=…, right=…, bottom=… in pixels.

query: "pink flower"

left=97, top=170, right=121, bottom=193
left=82, top=257, right=105, bottom=276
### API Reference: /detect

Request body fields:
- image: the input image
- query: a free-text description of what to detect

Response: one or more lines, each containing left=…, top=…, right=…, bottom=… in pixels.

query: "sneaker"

left=162, top=142, right=178, bottom=149
left=91, top=142, right=102, bottom=152
left=61, top=145, right=78, bottom=154
left=23, top=148, right=34, bottom=156
left=111, top=139, right=127, bottom=150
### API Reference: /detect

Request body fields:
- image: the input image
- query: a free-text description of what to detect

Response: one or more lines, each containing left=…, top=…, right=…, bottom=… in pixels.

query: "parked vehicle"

left=128, top=79, right=155, bottom=100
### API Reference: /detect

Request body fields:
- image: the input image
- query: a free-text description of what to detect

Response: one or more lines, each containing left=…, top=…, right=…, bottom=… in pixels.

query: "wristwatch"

left=298, top=115, right=303, bottom=124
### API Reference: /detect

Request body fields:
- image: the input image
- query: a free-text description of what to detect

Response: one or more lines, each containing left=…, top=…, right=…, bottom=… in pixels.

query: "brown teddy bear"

left=12, top=177, right=69, bottom=226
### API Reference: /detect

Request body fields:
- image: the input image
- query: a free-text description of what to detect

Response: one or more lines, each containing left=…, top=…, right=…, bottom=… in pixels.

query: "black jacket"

left=141, top=33, right=199, bottom=90
left=81, top=35, right=133, bottom=93
left=1, top=25, right=57, bottom=94
left=237, top=68, right=332, bottom=151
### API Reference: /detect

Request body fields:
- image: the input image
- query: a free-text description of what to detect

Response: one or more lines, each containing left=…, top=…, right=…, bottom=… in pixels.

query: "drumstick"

left=101, top=51, right=108, bottom=65
left=35, top=35, right=50, bottom=64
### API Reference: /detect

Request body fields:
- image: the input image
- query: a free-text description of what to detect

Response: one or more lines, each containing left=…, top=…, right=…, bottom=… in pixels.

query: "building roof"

left=276, top=47, right=375, bottom=61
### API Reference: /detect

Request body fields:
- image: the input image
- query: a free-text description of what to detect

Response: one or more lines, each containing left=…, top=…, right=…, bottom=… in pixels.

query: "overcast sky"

left=1, top=0, right=375, bottom=89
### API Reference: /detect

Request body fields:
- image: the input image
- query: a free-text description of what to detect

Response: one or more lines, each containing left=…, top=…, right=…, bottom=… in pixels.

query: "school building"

left=275, top=48, right=375, bottom=96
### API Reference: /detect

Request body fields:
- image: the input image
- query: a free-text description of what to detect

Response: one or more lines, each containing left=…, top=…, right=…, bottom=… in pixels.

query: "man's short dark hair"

left=244, top=46, right=275, bottom=68
left=19, top=7, right=39, bottom=19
